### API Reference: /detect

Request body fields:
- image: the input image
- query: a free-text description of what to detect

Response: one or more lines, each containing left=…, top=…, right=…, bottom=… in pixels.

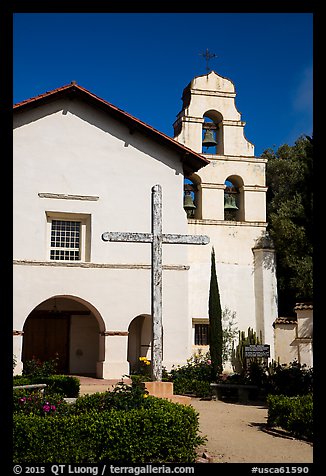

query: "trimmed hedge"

left=13, top=375, right=80, bottom=397
left=13, top=396, right=205, bottom=463
left=267, top=393, right=313, bottom=441
left=173, top=378, right=213, bottom=398
left=12, top=376, right=32, bottom=386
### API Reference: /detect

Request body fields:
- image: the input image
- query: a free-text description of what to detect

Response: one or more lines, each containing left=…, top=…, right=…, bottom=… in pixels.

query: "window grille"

left=195, top=324, right=209, bottom=346
left=50, top=220, right=81, bottom=261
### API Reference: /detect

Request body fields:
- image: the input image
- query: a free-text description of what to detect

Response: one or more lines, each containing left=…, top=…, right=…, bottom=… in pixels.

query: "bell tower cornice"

left=188, top=88, right=236, bottom=99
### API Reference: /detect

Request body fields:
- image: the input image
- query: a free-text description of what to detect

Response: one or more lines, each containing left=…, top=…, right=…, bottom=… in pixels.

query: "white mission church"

left=13, top=70, right=282, bottom=379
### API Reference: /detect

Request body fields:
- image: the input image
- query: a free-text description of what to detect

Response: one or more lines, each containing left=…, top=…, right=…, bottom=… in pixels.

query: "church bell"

left=183, top=192, right=196, bottom=218
left=202, top=129, right=217, bottom=148
left=224, top=193, right=238, bottom=210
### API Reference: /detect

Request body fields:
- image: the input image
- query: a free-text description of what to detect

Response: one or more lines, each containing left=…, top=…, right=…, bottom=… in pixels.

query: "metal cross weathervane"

left=199, top=48, right=217, bottom=73
left=102, top=184, right=210, bottom=381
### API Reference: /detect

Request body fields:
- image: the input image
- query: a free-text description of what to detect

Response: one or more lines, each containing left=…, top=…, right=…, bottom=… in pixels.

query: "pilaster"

left=13, top=330, right=24, bottom=375
left=252, top=237, right=278, bottom=359
left=98, top=331, right=129, bottom=379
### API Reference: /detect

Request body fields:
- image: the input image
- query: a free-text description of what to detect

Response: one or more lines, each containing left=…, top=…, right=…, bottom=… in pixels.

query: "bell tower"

left=173, top=71, right=255, bottom=157
left=174, top=70, right=278, bottom=365
left=174, top=70, right=267, bottom=223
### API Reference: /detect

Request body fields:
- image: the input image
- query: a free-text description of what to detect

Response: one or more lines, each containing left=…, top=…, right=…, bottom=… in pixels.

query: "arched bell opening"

left=183, top=175, right=202, bottom=219
left=127, top=314, right=152, bottom=374
left=202, top=111, right=223, bottom=155
left=22, top=296, right=104, bottom=376
left=224, top=175, right=244, bottom=221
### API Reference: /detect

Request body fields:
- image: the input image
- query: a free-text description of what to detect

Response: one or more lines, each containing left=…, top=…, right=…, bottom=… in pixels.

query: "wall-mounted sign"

left=244, top=344, right=270, bottom=358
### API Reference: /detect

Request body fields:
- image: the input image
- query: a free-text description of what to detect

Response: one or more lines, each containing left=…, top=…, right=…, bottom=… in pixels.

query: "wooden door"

left=23, top=313, right=70, bottom=373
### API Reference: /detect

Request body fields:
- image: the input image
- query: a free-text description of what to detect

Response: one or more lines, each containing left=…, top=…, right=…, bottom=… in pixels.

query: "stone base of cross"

left=102, top=184, right=210, bottom=381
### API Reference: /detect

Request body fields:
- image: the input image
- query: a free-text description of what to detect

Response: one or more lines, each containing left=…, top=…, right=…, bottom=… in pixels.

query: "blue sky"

left=13, top=13, right=313, bottom=156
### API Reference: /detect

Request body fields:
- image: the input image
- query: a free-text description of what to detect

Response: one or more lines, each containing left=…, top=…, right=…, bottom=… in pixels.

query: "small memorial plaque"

left=244, top=344, right=270, bottom=358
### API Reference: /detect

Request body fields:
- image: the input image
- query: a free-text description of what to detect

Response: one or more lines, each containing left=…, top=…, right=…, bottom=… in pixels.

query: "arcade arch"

left=22, top=295, right=105, bottom=376
left=127, top=314, right=152, bottom=374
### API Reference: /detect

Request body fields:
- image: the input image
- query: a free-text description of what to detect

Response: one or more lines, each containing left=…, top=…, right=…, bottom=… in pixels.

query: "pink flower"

left=207, top=360, right=212, bottom=365
left=42, top=402, right=57, bottom=413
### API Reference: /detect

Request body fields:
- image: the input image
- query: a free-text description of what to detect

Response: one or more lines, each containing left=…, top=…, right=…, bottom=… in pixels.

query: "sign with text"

left=244, top=344, right=270, bottom=358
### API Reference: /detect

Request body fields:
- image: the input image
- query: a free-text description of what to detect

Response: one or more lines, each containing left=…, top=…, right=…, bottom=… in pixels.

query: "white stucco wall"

left=187, top=222, right=268, bottom=336
left=296, top=310, right=313, bottom=338
left=273, top=307, right=313, bottom=368
left=13, top=99, right=189, bottom=265
left=274, top=323, right=298, bottom=365
left=295, top=307, right=313, bottom=368
left=13, top=98, right=194, bottom=378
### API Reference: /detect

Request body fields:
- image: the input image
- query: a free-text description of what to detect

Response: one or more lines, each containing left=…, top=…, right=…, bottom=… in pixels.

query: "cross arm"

left=102, top=232, right=210, bottom=245
left=162, top=234, right=210, bottom=245
left=102, top=232, right=153, bottom=243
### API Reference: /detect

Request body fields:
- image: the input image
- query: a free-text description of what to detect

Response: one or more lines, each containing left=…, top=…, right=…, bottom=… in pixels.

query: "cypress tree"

left=208, top=247, right=223, bottom=379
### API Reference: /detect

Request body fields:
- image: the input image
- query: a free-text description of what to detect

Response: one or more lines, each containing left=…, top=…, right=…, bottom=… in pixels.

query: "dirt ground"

left=190, top=398, right=313, bottom=464
left=77, top=377, right=313, bottom=464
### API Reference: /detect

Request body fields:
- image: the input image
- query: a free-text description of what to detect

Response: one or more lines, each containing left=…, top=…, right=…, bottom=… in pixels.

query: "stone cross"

left=102, top=184, right=210, bottom=381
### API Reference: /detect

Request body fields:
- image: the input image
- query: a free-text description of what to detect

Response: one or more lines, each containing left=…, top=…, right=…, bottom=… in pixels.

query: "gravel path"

left=190, top=398, right=313, bottom=464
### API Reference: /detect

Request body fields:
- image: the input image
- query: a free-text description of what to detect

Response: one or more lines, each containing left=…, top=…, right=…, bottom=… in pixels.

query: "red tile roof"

left=14, top=82, right=210, bottom=175
left=273, top=317, right=297, bottom=326
left=294, top=302, right=313, bottom=311
left=274, top=317, right=297, bottom=324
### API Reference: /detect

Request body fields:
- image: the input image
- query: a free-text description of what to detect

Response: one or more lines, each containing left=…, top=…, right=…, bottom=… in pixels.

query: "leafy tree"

left=208, top=247, right=223, bottom=378
left=262, top=135, right=313, bottom=315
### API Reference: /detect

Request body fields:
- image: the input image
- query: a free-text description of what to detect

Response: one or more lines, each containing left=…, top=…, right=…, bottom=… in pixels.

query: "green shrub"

left=13, top=375, right=80, bottom=397
left=13, top=389, right=70, bottom=416
left=166, top=352, right=214, bottom=398
left=219, top=361, right=313, bottom=399
left=38, top=375, right=80, bottom=397
left=13, top=375, right=32, bottom=386
left=15, top=356, right=79, bottom=397
left=173, top=378, right=213, bottom=398
left=130, top=356, right=152, bottom=378
left=216, top=362, right=269, bottom=394
left=22, top=357, right=59, bottom=378
left=267, top=393, right=313, bottom=441
left=129, top=374, right=150, bottom=384
left=13, top=396, right=205, bottom=463
left=170, top=352, right=213, bottom=383
left=74, top=381, right=147, bottom=413
left=267, top=361, right=313, bottom=396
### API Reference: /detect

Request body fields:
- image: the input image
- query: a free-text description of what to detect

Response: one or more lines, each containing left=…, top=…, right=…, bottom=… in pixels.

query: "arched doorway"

left=22, top=296, right=103, bottom=376
left=127, top=314, right=152, bottom=374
